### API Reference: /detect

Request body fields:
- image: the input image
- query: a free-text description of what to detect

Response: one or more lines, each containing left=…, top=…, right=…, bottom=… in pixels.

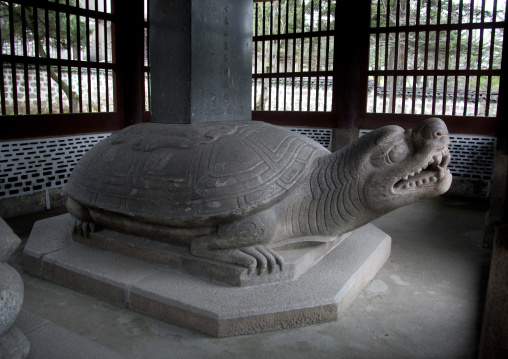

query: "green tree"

left=0, top=1, right=92, bottom=112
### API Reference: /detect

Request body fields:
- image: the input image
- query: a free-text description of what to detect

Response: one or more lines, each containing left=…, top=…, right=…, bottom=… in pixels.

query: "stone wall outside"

left=2, top=66, right=113, bottom=114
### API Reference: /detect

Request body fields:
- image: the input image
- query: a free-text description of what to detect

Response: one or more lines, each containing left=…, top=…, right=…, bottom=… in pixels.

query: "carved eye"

left=371, top=143, right=409, bottom=167
left=387, top=144, right=409, bottom=164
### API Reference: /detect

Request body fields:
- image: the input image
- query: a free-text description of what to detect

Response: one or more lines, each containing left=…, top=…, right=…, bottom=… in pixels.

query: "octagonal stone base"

left=23, top=214, right=390, bottom=337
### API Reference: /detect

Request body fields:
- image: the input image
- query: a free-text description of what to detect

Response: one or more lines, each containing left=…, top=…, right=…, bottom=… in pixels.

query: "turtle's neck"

left=282, top=142, right=368, bottom=238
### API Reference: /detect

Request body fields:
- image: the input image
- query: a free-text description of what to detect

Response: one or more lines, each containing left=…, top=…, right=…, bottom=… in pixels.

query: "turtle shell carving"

left=65, top=121, right=329, bottom=226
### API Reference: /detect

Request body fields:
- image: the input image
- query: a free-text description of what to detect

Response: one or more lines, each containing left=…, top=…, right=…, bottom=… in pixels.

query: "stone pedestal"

left=149, top=0, right=252, bottom=124
left=23, top=214, right=391, bottom=337
left=0, top=218, right=29, bottom=359
left=70, top=225, right=352, bottom=287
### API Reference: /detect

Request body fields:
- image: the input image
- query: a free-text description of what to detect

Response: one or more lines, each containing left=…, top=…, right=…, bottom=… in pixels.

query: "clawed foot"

left=72, top=219, right=96, bottom=237
left=191, top=241, right=285, bottom=274
left=239, top=245, right=285, bottom=274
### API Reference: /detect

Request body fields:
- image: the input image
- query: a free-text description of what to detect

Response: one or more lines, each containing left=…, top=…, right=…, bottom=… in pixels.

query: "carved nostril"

left=434, top=127, right=449, bottom=138
left=415, top=118, right=449, bottom=140
left=434, top=131, right=447, bottom=139
left=426, top=129, right=448, bottom=139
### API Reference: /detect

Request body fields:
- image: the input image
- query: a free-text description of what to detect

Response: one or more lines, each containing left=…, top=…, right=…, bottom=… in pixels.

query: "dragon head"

left=359, top=117, right=452, bottom=214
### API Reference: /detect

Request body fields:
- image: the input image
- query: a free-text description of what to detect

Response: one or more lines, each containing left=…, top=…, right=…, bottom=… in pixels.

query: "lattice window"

left=252, top=0, right=335, bottom=112
left=0, top=0, right=115, bottom=115
left=447, top=134, right=496, bottom=181
left=368, top=0, right=506, bottom=117
left=289, top=126, right=332, bottom=149
left=0, top=133, right=110, bottom=198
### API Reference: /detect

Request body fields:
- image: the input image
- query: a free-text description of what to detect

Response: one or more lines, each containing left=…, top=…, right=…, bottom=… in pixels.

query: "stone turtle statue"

left=64, top=118, right=452, bottom=273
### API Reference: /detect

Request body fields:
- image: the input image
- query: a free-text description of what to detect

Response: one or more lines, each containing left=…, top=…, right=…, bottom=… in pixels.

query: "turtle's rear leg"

left=190, top=216, right=285, bottom=274
left=66, top=197, right=96, bottom=237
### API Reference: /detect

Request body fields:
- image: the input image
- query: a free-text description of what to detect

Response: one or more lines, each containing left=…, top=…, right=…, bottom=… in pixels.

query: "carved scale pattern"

left=285, top=143, right=363, bottom=238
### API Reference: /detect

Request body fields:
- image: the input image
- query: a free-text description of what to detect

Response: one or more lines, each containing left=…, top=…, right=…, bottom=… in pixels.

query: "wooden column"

left=114, top=0, right=146, bottom=126
left=332, top=2, right=371, bottom=130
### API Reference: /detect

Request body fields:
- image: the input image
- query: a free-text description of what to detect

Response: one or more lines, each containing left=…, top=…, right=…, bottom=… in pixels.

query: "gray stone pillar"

left=149, top=0, right=252, bottom=124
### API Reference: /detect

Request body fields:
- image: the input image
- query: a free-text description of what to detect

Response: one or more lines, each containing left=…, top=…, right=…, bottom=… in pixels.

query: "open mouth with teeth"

left=393, top=149, right=451, bottom=191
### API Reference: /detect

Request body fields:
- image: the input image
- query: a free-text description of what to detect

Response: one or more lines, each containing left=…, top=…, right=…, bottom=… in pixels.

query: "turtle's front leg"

left=66, top=197, right=96, bottom=237
left=190, top=216, right=285, bottom=274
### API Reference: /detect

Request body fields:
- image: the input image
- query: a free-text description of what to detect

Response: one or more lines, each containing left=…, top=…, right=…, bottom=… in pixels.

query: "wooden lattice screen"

left=252, top=0, right=336, bottom=126
left=367, top=0, right=505, bottom=119
left=0, top=0, right=115, bottom=115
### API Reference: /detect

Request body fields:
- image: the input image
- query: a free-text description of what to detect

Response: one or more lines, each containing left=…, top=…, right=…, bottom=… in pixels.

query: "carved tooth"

left=416, top=168, right=422, bottom=174
left=422, top=178, right=428, bottom=184
left=409, top=182, right=414, bottom=187
left=422, top=164, right=428, bottom=170
left=416, top=180, right=422, bottom=186
left=430, top=176, right=437, bottom=182
left=403, top=175, right=409, bottom=181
